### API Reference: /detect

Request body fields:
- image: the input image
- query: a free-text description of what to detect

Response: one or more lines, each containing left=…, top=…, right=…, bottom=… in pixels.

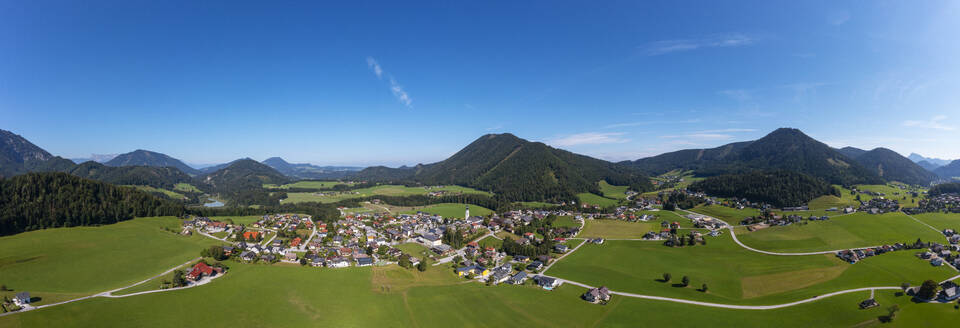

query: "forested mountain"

left=908, top=153, right=952, bottom=167
left=106, top=149, right=199, bottom=175
left=352, top=133, right=653, bottom=202
left=623, top=128, right=882, bottom=185
left=934, top=160, right=960, bottom=179
left=198, top=158, right=290, bottom=190
left=0, top=129, right=76, bottom=177
left=688, top=171, right=839, bottom=207
left=836, top=147, right=867, bottom=159
left=261, top=157, right=361, bottom=179
left=68, top=162, right=193, bottom=189
left=0, top=172, right=185, bottom=236
left=848, top=148, right=938, bottom=185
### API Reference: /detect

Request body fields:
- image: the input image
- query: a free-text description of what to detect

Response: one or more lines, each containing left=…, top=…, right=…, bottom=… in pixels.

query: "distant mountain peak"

left=105, top=149, right=198, bottom=175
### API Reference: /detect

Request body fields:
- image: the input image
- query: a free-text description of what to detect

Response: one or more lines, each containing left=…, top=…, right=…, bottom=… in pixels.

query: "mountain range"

left=908, top=153, right=953, bottom=167
left=832, top=147, right=938, bottom=185
left=353, top=133, right=654, bottom=201
left=261, top=157, right=362, bottom=179
left=622, top=128, right=885, bottom=185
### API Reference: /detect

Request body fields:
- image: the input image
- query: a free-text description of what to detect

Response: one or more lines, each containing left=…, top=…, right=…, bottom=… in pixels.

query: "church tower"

left=465, top=205, right=470, bottom=219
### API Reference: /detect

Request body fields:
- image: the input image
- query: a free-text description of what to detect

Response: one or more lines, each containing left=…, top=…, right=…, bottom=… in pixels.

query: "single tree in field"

left=917, top=280, right=939, bottom=300
left=701, top=283, right=708, bottom=292
left=887, top=305, right=900, bottom=321
left=663, top=273, right=671, bottom=282
left=682, top=276, right=690, bottom=287
left=417, top=261, right=427, bottom=272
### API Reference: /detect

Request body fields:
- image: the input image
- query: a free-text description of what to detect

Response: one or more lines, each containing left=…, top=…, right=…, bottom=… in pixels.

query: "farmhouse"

left=13, top=292, right=30, bottom=307
left=583, top=286, right=611, bottom=303
left=186, top=262, right=216, bottom=281
left=534, top=275, right=562, bottom=290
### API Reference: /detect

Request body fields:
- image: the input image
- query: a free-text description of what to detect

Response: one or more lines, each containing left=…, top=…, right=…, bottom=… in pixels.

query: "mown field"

left=578, top=211, right=692, bottom=239
left=908, top=212, right=960, bottom=231
left=283, top=185, right=491, bottom=204
left=123, top=185, right=187, bottom=200
left=2, top=253, right=950, bottom=327
left=547, top=234, right=954, bottom=306
left=0, top=217, right=223, bottom=306
left=264, top=180, right=354, bottom=189
left=577, top=193, right=619, bottom=207
left=598, top=181, right=629, bottom=199
left=399, top=203, right=493, bottom=219
left=733, top=212, right=944, bottom=253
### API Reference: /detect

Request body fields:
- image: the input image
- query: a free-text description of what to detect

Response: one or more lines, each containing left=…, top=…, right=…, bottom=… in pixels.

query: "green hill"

left=105, top=149, right=199, bottom=175
left=353, top=133, right=653, bottom=202
left=848, top=147, right=938, bottom=185
left=688, top=171, right=839, bottom=207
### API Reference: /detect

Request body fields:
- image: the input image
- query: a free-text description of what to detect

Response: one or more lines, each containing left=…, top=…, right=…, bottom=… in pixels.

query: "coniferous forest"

left=688, top=170, right=839, bottom=207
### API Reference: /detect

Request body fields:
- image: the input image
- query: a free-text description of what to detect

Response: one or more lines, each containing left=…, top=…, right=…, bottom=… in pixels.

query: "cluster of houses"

left=835, top=244, right=906, bottom=263
left=181, top=216, right=233, bottom=235
left=907, top=193, right=960, bottom=214
left=858, top=198, right=900, bottom=214
left=918, top=243, right=960, bottom=268
left=742, top=213, right=831, bottom=231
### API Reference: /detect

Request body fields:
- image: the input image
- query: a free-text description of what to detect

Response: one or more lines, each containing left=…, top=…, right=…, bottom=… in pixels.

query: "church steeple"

left=465, top=205, right=470, bottom=219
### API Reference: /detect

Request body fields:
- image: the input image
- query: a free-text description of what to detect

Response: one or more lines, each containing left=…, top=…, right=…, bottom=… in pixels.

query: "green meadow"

left=123, top=185, right=187, bottom=200
left=173, top=183, right=201, bottom=193
left=400, top=203, right=493, bottom=219
left=690, top=205, right=762, bottom=222
left=264, top=180, right=354, bottom=189
left=283, top=184, right=491, bottom=204
left=2, top=250, right=947, bottom=327
left=598, top=181, right=629, bottom=199
left=0, top=217, right=223, bottom=305
left=547, top=234, right=954, bottom=305
left=577, top=193, right=620, bottom=207
left=909, top=212, right=960, bottom=231
left=552, top=216, right=581, bottom=228
left=734, top=212, right=944, bottom=253
left=579, top=220, right=657, bottom=239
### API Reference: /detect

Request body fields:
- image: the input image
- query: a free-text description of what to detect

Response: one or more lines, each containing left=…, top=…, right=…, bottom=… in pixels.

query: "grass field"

left=910, top=212, right=960, bottom=231
left=579, top=220, right=656, bottom=239
left=3, top=251, right=950, bottom=327
left=264, top=180, right=353, bottom=189
left=598, top=181, right=629, bottom=199
left=209, top=215, right=264, bottom=226
left=400, top=203, right=493, bottom=219
left=552, top=216, right=581, bottom=228
left=690, top=205, right=762, bottom=222
left=478, top=236, right=503, bottom=249
left=577, top=193, right=620, bottom=207
left=733, top=212, right=944, bottom=252
left=0, top=217, right=223, bottom=306
left=548, top=233, right=954, bottom=305
left=395, top=243, right=432, bottom=260
left=173, top=183, right=201, bottom=193
left=515, top=201, right=558, bottom=209
left=123, top=185, right=187, bottom=200
left=283, top=185, right=491, bottom=204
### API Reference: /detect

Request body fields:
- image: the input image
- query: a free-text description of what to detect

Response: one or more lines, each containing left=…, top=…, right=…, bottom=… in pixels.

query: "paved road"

left=551, top=276, right=898, bottom=310
left=0, top=257, right=202, bottom=318
left=434, top=231, right=495, bottom=266
left=902, top=212, right=960, bottom=272
left=681, top=209, right=885, bottom=256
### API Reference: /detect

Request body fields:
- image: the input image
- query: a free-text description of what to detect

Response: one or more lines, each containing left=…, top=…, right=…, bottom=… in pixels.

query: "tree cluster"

left=688, top=170, right=838, bottom=207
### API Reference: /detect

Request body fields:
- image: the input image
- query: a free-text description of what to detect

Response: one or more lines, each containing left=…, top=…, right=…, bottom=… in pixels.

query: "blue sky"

left=2, top=1, right=959, bottom=166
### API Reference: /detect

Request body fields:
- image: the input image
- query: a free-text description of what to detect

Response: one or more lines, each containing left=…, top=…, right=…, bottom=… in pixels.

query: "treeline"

left=337, top=193, right=508, bottom=212
left=0, top=173, right=185, bottom=236
left=688, top=170, right=838, bottom=207
left=930, top=183, right=960, bottom=196
left=187, top=202, right=341, bottom=223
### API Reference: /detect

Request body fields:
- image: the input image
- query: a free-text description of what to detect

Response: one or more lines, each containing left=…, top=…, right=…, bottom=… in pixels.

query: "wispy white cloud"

left=549, top=132, right=630, bottom=147
left=388, top=77, right=412, bottom=108
left=903, top=115, right=954, bottom=131
left=642, top=34, right=756, bottom=56
left=366, top=57, right=383, bottom=79
left=366, top=57, right=412, bottom=108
